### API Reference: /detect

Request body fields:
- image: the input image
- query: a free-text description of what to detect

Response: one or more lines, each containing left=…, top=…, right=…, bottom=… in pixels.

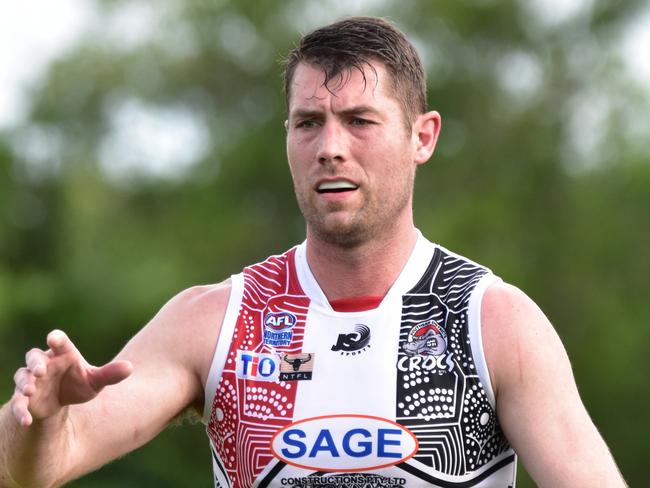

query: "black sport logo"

left=331, top=325, right=371, bottom=355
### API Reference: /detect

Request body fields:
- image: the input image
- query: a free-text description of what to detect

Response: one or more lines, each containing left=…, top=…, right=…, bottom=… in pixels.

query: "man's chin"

left=310, top=218, right=370, bottom=249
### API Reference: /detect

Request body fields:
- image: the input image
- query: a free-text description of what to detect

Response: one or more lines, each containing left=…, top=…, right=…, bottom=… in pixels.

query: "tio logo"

left=236, top=350, right=280, bottom=381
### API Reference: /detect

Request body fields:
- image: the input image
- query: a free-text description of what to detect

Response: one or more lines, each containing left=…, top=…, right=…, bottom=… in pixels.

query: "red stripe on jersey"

left=329, top=295, right=383, bottom=312
left=207, top=247, right=310, bottom=488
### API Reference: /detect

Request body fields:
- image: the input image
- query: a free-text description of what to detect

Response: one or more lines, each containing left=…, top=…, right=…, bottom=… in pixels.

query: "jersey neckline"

left=293, top=229, right=437, bottom=316
left=329, top=295, right=384, bottom=312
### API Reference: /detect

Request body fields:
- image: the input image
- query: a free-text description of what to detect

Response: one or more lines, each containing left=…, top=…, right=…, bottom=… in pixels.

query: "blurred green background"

left=1, top=0, right=648, bottom=486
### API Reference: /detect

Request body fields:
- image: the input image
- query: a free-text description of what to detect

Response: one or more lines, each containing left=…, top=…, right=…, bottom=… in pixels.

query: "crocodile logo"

left=402, top=320, right=447, bottom=357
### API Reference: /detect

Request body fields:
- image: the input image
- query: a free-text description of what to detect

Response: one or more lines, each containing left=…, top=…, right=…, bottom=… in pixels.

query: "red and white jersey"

left=203, top=232, right=516, bottom=488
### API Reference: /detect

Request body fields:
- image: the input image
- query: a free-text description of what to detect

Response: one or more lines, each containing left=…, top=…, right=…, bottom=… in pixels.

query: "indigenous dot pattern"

left=396, top=249, right=513, bottom=476
left=206, top=241, right=515, bottom=487
left=206, top=249, right=310, bottom=488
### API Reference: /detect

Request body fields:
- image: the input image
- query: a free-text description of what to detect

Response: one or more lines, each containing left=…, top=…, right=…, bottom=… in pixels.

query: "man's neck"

left=305, top=223, right=419, bottom=301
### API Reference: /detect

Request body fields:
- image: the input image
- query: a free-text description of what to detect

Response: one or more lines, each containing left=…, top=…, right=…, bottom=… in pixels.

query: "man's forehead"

left=288, top=61, right=391, bottom=109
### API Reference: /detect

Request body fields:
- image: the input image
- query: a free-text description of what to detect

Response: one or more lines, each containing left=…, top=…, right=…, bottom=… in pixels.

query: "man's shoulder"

left=482, top=281, right=534, bottom=316
left=480, top=280, right=566, bottom=393
left=480, top=280, right=555, bottom=335
left=480, top=281, right=545, bottom=345
left=162, top=280, right=233, bottom=324
left=141, top=281, right=234, bottom=392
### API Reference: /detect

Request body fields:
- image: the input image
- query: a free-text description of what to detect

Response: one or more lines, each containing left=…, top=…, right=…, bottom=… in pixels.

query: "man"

left=1, top=16, right=625, bottom=488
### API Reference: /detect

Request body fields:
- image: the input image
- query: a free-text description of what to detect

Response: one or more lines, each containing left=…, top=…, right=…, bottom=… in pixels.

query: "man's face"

left=286, top=61, right=420, bottom=247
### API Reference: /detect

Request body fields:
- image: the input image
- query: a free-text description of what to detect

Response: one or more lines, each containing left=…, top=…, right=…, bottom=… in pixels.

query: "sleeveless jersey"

left=203, top=232, right=516, bottom=488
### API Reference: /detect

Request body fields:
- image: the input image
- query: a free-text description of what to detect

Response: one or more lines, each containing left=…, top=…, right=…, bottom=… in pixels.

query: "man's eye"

left=350, top=118, right=371, bottom=126
left=296, top=120, right=319, bottom=129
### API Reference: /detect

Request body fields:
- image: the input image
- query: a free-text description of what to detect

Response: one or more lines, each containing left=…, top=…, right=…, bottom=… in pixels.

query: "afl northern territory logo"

left=263, top=312, right=296, bottom=347
left=331, top=325, right=371, bottom=355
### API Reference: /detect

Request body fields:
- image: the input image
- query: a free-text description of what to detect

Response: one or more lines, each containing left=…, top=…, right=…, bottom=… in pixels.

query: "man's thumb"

left=89, top=360, right=133, bottom=391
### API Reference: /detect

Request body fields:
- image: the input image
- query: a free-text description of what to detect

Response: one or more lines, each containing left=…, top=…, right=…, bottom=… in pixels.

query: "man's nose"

left=317, top=120, right=347, bottom=164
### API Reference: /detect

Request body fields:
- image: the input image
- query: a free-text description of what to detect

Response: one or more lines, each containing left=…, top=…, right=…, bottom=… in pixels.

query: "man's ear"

left=413, top=111, right=441, bottom=165
left=284, top=120, right=289, bottom=131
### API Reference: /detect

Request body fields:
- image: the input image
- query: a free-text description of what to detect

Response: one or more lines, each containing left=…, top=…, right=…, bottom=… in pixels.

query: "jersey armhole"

left=201, top=272, right=245, bottom=424
left=467, top=273, right=502, bottom=409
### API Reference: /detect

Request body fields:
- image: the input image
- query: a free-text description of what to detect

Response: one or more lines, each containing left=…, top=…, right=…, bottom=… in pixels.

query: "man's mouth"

left=316, top=181, right=359, bottom=194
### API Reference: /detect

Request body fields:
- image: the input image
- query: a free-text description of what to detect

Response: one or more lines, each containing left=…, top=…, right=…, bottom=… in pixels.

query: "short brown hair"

left=282, top=16, right=427, bottom=128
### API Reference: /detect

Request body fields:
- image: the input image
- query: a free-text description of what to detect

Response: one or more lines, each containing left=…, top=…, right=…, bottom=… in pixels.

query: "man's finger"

left=25, top=348, right=48, bottom=377
left=46, top=329, right=76, bottom=356
left=13, top=368, right=30, bottom=391
left=88, top=360, right=133, bottom=391
left=11, top=391, right=32, bottom=427
left=13, top=368, right=37, bottom=397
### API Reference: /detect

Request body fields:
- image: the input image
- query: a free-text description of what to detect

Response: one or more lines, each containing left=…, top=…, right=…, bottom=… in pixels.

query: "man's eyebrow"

left=338, top=105, right=381, bottom=117
left=289, top=105, right=381, bottom=119
left=289, top=108, right=323, bottom=120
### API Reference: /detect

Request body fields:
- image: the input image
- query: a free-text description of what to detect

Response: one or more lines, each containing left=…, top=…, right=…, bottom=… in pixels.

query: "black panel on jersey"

left=395, top=248, right=512, bottom=476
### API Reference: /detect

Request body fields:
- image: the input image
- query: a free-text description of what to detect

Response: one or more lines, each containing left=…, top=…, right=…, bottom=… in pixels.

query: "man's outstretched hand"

left=11, top=330, right=133, bottom=426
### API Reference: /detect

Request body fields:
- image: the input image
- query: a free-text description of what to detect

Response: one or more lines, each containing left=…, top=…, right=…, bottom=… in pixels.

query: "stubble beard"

left=295, top=182, right=413, bottom=250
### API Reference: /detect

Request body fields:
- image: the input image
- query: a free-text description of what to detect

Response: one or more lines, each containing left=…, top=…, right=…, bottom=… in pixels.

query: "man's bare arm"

left=0, top=329, right=133, bottom=488
left=482, top=281, right=626, bottom=487
left=0, top=282, right=230, bottom=487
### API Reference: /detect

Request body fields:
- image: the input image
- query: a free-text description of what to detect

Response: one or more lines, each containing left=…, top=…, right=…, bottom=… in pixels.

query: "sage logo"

left=270, top=415, right=418, bottom=472
left=331, top=325, right=371, bottom=355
